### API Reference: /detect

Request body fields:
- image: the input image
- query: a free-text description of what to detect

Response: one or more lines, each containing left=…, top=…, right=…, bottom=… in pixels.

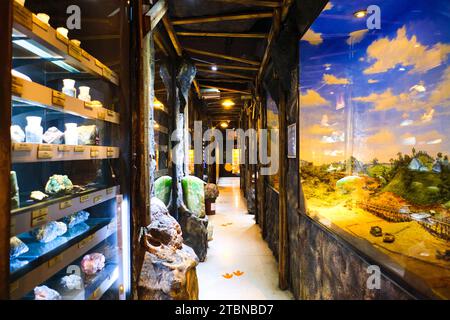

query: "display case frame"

left=1, top=0, right=134, bottom=300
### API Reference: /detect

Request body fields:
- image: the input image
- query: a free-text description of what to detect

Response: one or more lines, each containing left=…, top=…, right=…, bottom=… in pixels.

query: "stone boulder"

left=138, top=198, right=199, bottom=300
left=179, top=209, right=208, bottom=262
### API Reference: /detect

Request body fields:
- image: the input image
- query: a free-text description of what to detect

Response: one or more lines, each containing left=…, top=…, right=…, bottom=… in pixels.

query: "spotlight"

left=220, top=122, right=229, bottom=128
left=222, top=99, right=235, bottom=108
left=211, top=65, right=218, bottom=71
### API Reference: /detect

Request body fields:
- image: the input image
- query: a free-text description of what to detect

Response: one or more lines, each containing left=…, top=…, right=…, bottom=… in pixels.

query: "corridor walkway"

left=197, top=177, right=293, bottom=300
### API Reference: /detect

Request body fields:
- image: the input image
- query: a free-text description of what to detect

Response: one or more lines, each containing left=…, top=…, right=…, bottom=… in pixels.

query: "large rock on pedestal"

left=179, top=210, right=208, bottom=262
left=138, top=198, right=199, bottom=300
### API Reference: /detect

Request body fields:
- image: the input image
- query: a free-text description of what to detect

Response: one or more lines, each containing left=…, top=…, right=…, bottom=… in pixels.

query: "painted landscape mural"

left=299, top=0, right=450, bottom=298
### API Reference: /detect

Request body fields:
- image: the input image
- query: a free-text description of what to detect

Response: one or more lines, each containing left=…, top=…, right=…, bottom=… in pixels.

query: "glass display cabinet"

left=299, top=0, right=449, bottom=298
left=5, top=0, right=130, bottom=300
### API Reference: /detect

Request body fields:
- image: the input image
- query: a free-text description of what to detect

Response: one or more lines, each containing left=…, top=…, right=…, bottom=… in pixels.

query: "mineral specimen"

left=61, top=274, right=83, bottom=290
left=154, top=176, right=172, bottom=205
left=383, top=233, right=395, bottom=243
left=34, top=285, right=61, bottom=300
left=77, top=125, right=98, bottom=145
left=10, top=236, right=29, bottom=259
left=32, top=221, right=67, bottom=243
left=204, top=183, right=219, bottom=200
left=147, top=197, right=183, bottom=250
left=43, top=126, right=64, bottom=144
left=10, top=171, right=20, bottom=209
left=62, top=210, right=90, bottom=228
left=81, top=253, right=105, bottom=275
left=436, top=250, right=450, bottom=261
left=182, top=176, right=206, bottom=218
left=30, top=190, right=48, bottom=201
left=45, top=174, right=73, bottom=195
left=10, top=125, right=25, bottom=143
left=370, top=226, right=382, bottom=237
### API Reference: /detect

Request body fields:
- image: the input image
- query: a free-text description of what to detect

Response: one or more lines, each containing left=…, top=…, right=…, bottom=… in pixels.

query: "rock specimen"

left=34, top=285, right=61, bottom=300
left=10, top=171, right=20, bottom=209
left=179, top=211, right=208, bottom=262
left=43, top=127, right=64, bottom=144
left=81, top=253, right=105, bottom=275
left=62, top=211, right=89, bottom=228
left=383, top=233, right=395, bottom=243
left=45, top=174, right=73, bottom=195
left=32, top=221, right=67, bottom=243
left=370, top=226, right=382, bottom=237
left=182, top=176, right=206, bottom=218
left=154, top=176, right=172, bottom=205
left=61, top=274, right=83, bottom=290
left=77, top=125, right=98, bottom=145
left=148, top=198, right=183, bottom=249
left=30, top=190, right=48, bottom=201
left=10, top=125, right=25, bottom=143
left=10, top=236, right=29, bottom=259
left=138, top=198, right=199, bottom=300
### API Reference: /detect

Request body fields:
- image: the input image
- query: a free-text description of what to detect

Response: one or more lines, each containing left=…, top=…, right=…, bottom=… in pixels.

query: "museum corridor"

left=197, top=178, right=292, bottom=300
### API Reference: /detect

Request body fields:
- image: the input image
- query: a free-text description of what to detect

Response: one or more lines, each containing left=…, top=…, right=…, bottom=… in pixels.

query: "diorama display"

left=299, top=0, right=449, bottom=298
left=6, top=0, right=129, bottom=300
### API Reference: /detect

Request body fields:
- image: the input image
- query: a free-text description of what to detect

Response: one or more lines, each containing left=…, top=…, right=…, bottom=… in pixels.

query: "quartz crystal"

left=81, top=253, right=105, bottom=275
left=43, top=127, right=64, bottom=144
left=45, top=174, right=73, bottom=195
left=10, top=236, right=29, bottom=259
left=10, top=125, right=25, bottom=143
left=34, top=286, right=61, bottom=300
left=30, top=190, right=48, bottom=201
left=32, top=221, right=67, bottom=243
left=77, top=125, right=98, bottom=145
left=61, top=274, right=83, bottom=290
left=62, top=211, right=90, bottom=228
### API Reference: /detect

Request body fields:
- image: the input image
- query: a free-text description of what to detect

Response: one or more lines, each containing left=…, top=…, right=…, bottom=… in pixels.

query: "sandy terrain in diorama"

left=301, top=150, right=450, bottom=299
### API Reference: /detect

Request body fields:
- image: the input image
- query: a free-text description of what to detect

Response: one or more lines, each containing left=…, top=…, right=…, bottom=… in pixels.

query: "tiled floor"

left=197, top=177, right=293, bottom=300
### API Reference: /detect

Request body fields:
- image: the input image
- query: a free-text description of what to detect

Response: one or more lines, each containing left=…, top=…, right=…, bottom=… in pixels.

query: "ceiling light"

left=353, top=10, right=367, bottom=18
left=154, top=99, right=164, bottom=109
left=220, top=122, right=229, bottom=129
left=222, top=99, right=235, bottom=108
left=211, top=65, right=218, bottom=71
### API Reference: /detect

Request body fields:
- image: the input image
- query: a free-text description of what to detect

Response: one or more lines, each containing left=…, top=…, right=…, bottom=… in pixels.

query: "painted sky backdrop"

left=299, top=0, right=450, bottom=165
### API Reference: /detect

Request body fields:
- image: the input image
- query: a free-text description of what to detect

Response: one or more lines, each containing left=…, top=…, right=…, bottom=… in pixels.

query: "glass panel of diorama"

left=299, top=0, right=450, bottom=297
left=266, top=92, right=280, bottom=190
left=18, top=231, right=121, bottom=300
left=10, top=199, right=119, bottom=285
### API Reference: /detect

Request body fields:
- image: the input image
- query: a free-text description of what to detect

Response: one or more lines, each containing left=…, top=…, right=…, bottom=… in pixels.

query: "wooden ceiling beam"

left=172, top=12, right=273, bottom=25
left=161, top=16, right=202, bottom=98
left=211, top=0, right=282, bottom=7
left=196, top=63, right=258, bottom=71
left=145, top=0, right=168, bottom=33
left=201, top=84, right=251, bottom=95
left=176, top=32, right=267, bottom=39
left=197, top=78, right=252, bottom=84
left=197, top=68, right=254, bottom=80
left=185, top=47, right=260, bottom=66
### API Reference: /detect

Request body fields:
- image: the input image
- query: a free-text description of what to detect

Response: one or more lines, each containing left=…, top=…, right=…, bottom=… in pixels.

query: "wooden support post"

left=0, top=0, right=12, bottom=300
left=278, top=87, right=289, bottom=290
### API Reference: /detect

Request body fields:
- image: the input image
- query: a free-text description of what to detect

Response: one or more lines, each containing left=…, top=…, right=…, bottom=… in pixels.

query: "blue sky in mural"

left=299, top=0, right=450, bottom=164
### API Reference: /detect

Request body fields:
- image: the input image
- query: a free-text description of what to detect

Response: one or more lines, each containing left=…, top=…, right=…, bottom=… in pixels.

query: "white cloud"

left=402, top=136, right=417, bottom=145
left=321, top=114, right=330, bottom=127
left=400, top=119, right=414, bottom=127
left=300, top=89, right=330, bottom=107
left=347, top=29, right=369, bottom=45
left=364, top=26, right=450, bottom=74
left=368, top=79, right=379, bottom=84
left=302, top=28, right=323, bottom=45
left=353, top=88, right=409, bottom=111
left=427, top=139, right=442, bottom=145
left=323, top=74, right=350, bottom=85
left=323, top=2, right=334, bottom=11
left=321, top=131, right=345, bottom=144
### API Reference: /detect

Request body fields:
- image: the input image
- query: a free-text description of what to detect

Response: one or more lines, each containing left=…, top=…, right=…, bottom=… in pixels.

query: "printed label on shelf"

left=90, top=148, right=99, bottom=158
left=94, top=58, right=104, bottom=69
left=52, top=90, right=66, bottom=108
left=78, top=235, right=94, bottom=249
left=31, top=208, right=48, bottom=227
left=59, top=200, right=72, bottom=210
left=107, top=151, right=114, bottom=158
left=84, top=102, right=94, bottom=110
left=80, top=195, right=90, bottom=203
left=57, top=145, right=72, bottom=152
left=11, top=76, right=24, bottom=96
left=107, top=110, right=115, bottom=117
left=38, top=144, right=52, bottom=152
left=37, top=150, right=53, bottom=159
left=93, top=195, right=103, bottom=204
left=81, top=50, right=91, bottom=61
left=56, top=32, right=69, bottom=45
left=32, top=15, right=49, bottom=32
left=97, top=110, right=106, bottom=120
left=106, top=187, right=114, bottom=195
left=74, top=146, right=85, bottom=152
left=48, top=254, right=63, bottom=268
left=68, top=43, right=83, bottom=61
left=13, top=2, right=32, bottom=30
left=13, top=143, right=32, bottom=151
